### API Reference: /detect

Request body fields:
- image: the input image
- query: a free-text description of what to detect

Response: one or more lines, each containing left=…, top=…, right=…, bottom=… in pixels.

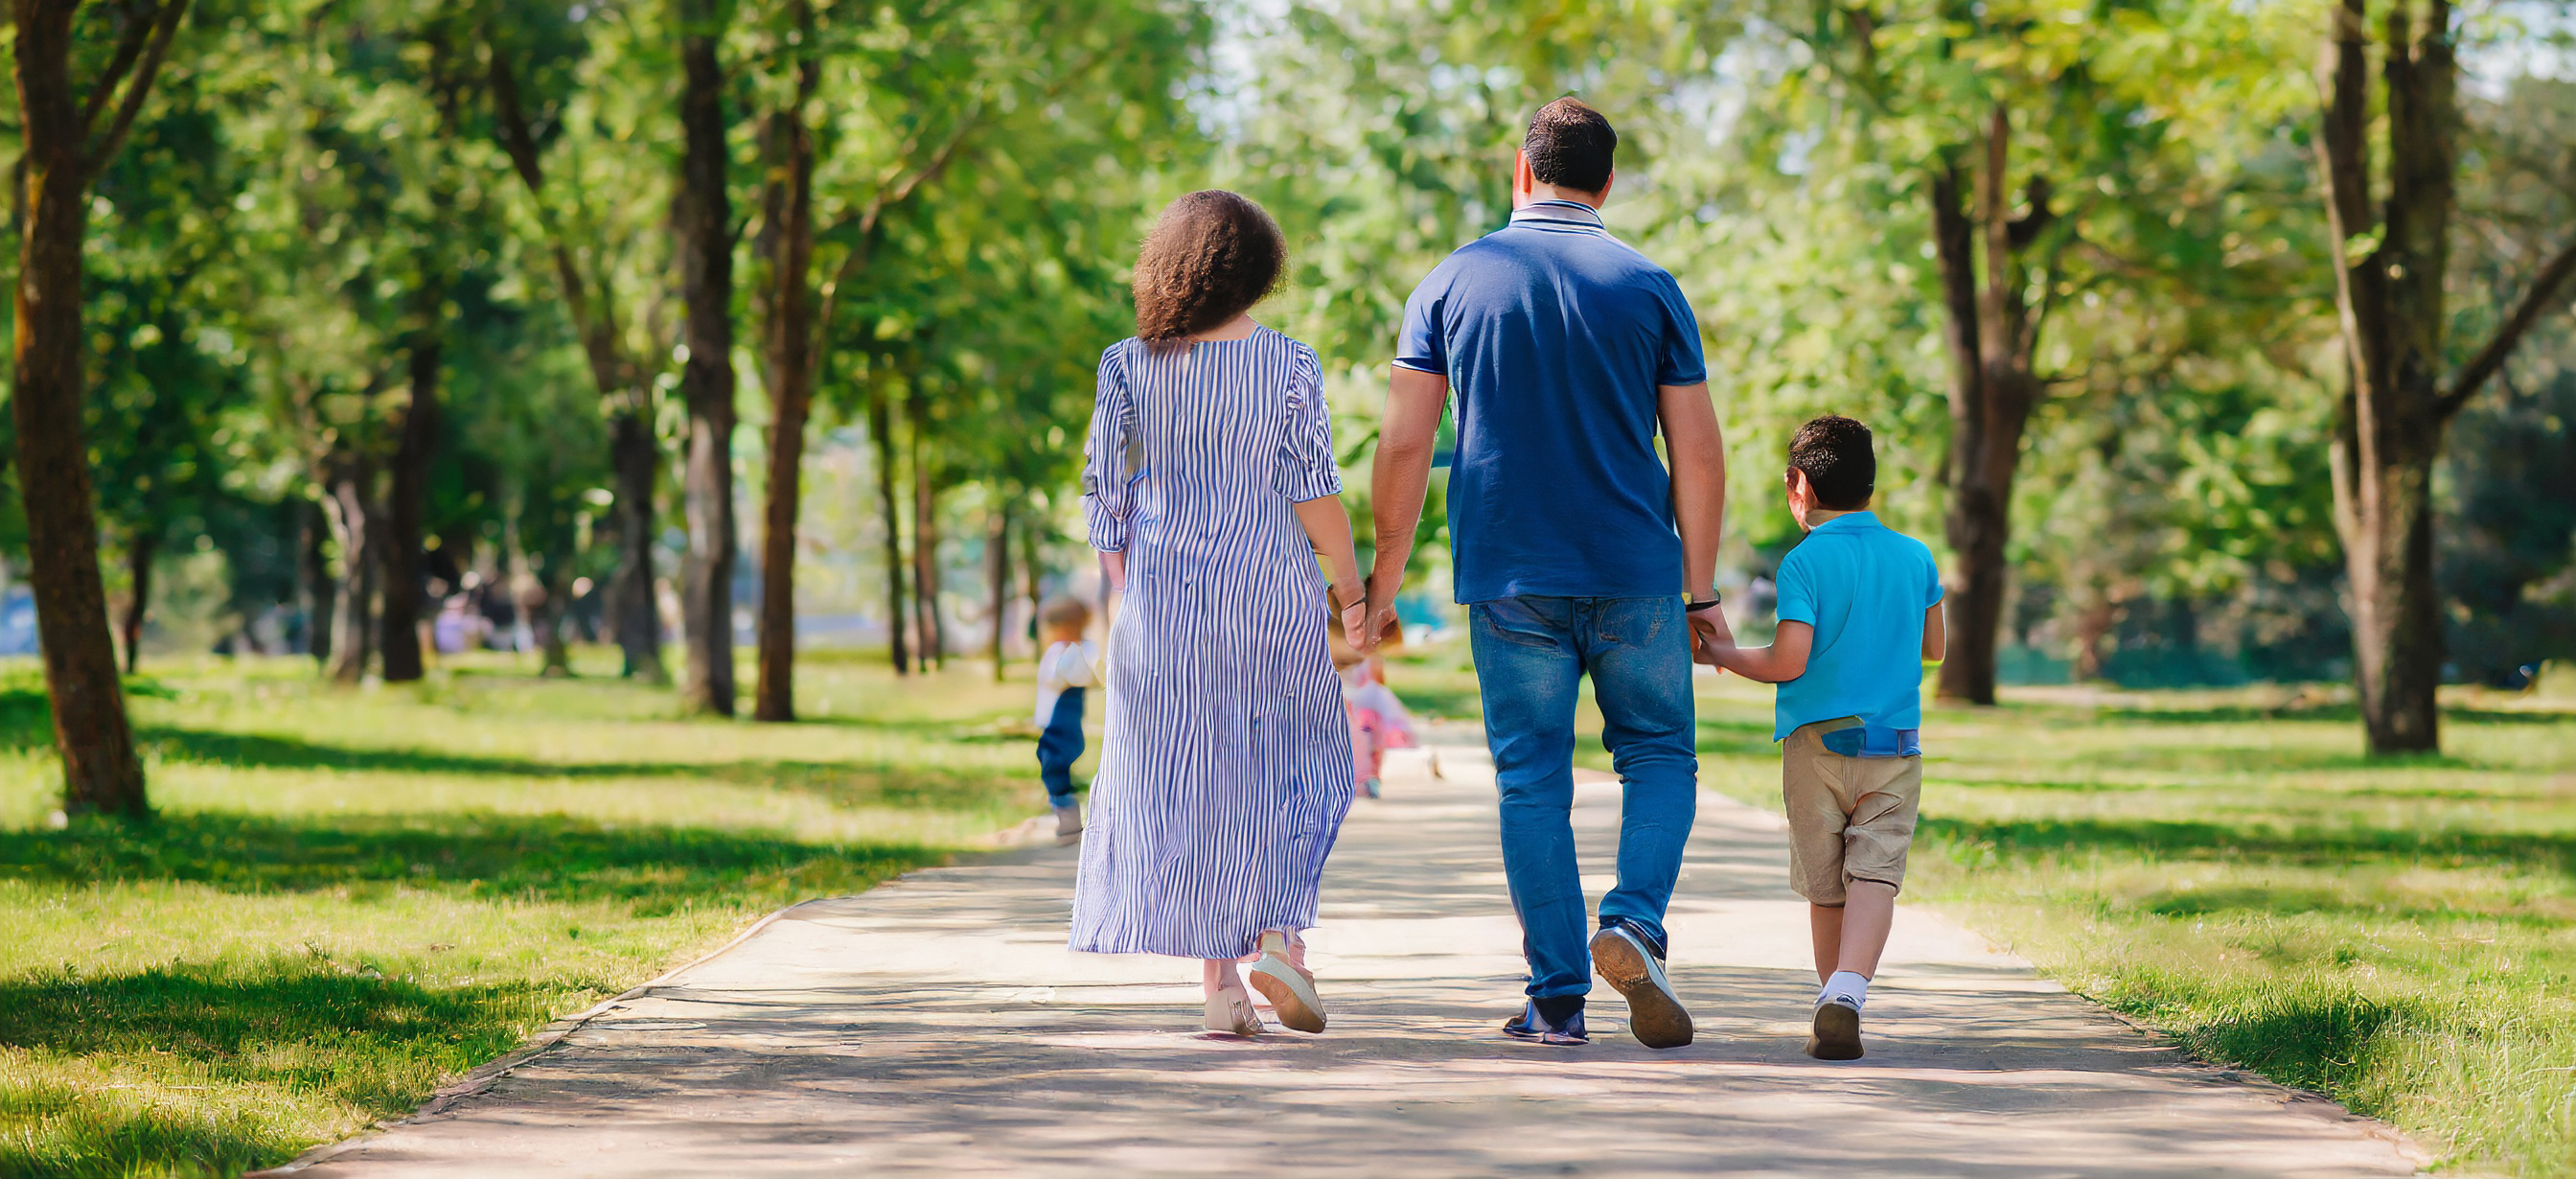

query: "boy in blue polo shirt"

left=1701, top=415, right=1944, bottom=1060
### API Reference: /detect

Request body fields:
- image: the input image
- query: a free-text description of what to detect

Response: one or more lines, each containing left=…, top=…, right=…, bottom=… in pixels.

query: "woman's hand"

left=1331, top=581, right=1368, bottom=641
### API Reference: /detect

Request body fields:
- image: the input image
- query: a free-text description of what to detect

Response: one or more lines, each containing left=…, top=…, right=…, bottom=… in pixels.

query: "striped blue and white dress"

left=1070, top=326, right=1356, bottom=960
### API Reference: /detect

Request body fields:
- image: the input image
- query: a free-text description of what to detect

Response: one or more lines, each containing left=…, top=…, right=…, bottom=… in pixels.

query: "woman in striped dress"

left=1072, top=191, right=1368, bottom=1036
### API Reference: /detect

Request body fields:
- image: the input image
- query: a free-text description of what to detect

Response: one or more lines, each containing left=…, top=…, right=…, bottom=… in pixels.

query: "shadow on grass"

left=1920, top=814, right=2576, bottom=876
left=2128, top=985, right=2414, bottom=1098
left=2098, top=701, right=2570, bottom=727
left=0, top=810, right=943, bottom=911
left=0, top=965, right=564, bottom=1179
left=125, top=727, right=1016, bottom=809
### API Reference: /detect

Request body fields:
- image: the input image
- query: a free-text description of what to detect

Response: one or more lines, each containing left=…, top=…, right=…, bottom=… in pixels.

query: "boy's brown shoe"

left=1805, top=996, right=1864, bottom=1060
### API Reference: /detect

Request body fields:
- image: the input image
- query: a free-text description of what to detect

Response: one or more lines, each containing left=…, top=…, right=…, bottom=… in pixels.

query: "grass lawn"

left=0, top=649, right=1065, bottom=1179
left=1414, top=636, right=2576, bottom=1177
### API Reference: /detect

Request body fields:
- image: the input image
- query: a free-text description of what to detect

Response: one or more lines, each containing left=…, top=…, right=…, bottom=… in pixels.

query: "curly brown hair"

left=1132, top=191, right=1285, bottom=345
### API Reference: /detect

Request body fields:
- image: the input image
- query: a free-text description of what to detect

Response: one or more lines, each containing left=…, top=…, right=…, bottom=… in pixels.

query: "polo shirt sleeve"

left=1775, top=547, right=1817, bottom=628
left=1393, top=266, right=1450, bottom=375
left=1656, top=276, right=1709, bottom=386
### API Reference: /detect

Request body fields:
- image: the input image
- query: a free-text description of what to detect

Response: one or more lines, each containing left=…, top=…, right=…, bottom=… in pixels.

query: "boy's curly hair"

left=1133, top=191, right=1285, bottom=346
left=1789, top=414, right=1876, bottom=510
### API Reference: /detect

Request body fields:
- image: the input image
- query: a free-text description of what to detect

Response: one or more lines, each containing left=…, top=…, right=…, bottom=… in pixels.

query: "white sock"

left=1819, top=971, right=1870, bottom=1007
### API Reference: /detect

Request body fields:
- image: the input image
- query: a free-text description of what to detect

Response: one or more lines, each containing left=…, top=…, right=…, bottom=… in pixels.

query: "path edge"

left=242, top=894, right=834, bottom=1177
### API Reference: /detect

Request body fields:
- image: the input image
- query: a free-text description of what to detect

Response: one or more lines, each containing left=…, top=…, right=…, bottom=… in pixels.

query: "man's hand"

left=1359, top=571, right=1401, bottom=650
left=1331, top=580, right=1369, bottom=646
left=1687, top=607, right=1733, bottom=669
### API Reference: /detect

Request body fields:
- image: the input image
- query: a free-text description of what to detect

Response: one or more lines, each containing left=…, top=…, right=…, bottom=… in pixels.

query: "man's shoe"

left=1806, top=995, right=1864, bottom=1060
left=1502, top=1001, right=1589, bottom=1046
left=1590, top=926, right=1694, bottom=1049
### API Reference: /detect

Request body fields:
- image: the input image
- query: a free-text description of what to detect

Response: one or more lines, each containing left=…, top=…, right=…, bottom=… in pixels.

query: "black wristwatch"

left=1685, top=591, right=1722, bottom=613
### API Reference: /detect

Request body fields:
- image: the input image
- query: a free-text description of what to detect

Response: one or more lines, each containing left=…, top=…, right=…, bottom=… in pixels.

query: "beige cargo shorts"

left=1782, top=720, right=1923, bottom=906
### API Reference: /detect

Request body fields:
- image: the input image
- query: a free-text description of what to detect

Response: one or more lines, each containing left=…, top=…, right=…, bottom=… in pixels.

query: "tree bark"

left=8, top=0, right=187, bottom=819
left=752, top=6, right=818, bottom=724
left=608, top=410, right=663, bottom=680
left=909, top=388, right=944, bottom=668
left=674, top=0, right=737, bottom=715
left=325, top=455, right=382, bottom=685
left=120, top=530, right=156, bottom=676
left=303, top=497, right=335, bottom=662
left=986, top=500, right=1011, bottom=680
left=1929, top=105, right=2050, bottom=707
left=380, top=328, right=442, bottom=682
left=870, top=376, right=909, bottom=674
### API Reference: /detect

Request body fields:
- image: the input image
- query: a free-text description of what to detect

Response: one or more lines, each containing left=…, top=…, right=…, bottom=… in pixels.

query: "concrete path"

left=268, top=746, right=2428, bottom=1177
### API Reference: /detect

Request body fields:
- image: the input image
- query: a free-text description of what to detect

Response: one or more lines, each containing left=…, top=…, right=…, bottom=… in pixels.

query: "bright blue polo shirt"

left=1772, top=511, right=1944, bottom=742
left=1395, top=199, right=1708, bottom=603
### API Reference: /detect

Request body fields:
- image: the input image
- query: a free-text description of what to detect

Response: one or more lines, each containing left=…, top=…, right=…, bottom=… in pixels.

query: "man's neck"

left=1516, top=183, right=1605, bottom=211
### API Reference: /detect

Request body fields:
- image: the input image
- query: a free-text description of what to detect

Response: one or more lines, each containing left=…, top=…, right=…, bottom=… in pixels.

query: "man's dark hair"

left=1524, top=98, right=1616, bottom=194
left=1788, top=415, right=1876, bottom=510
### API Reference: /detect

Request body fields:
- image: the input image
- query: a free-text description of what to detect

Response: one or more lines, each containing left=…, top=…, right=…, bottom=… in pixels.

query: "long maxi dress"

left=1070, top=327, right=1357, bottom=960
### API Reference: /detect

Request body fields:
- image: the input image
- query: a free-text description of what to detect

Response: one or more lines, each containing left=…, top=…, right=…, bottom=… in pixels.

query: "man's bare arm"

left=1658, top=381, right=1724, bottom=601
left=1366, top=365, right=1447, bottom=645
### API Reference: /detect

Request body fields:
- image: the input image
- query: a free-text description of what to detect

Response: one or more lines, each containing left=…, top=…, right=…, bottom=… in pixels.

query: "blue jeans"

left=1470, top=595, right=1698, bottom=1004
left=1035, top=688, right=1086, bottom=804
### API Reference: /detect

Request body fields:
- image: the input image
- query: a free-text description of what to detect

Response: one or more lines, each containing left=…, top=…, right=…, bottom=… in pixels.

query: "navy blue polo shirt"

left=1395, top=199, right=1708, bottom=603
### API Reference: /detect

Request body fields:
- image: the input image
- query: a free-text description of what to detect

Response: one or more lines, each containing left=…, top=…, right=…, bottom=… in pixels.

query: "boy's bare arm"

left=1922, top=603, right=1945, bottom=662
left=1707, top=620, right=1813, bottom=683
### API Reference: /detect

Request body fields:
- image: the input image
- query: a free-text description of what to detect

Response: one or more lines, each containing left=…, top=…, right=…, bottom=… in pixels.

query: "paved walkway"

left=270, top=746, right=2426, bottom=1177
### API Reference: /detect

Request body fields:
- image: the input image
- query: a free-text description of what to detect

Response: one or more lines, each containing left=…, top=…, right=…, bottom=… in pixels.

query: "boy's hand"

left=1687, top=608, right=1734, bottom=669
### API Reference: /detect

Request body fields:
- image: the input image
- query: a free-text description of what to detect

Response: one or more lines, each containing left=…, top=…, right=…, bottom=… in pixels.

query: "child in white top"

left=1034, top=596, right=1101, bottom=842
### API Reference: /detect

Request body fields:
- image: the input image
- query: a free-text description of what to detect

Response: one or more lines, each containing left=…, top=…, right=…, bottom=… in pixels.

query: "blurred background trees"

left=4, top=0, right=2573, bottom=814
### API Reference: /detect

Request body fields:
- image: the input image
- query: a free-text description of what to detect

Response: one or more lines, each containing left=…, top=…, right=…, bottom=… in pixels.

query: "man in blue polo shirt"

left=1361, top=97, right=1729, bottom=1050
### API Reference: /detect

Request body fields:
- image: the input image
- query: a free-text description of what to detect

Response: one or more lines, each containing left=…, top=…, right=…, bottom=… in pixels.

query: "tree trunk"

left=120, top=531, right=156, bottom=676
left=674, top=0, right=737, bottom=715
left=752, top=13, right=818, bottom=724
left=909, top=390, right=943, bottom=668
left=487, top=30, right=662, bottom=682
left=380, top=330, right=442, bottom=682
left=608, top=410, right=664, bottom=680
left=303, top=497, right=335, bottom=662
left=8, top=0, right=182, bottom=819
left=870, top=377, right=909, bottom=674
left=1020, top=514, right=1044, bottom=636
left=986, top=501, right=1010, bottom=680
left=325, top=457, right=382, bottom=685
left=1929, top=106, right=2050, bottom=707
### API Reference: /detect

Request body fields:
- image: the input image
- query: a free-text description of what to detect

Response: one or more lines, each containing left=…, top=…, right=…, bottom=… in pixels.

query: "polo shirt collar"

left=1808, top=510, right=1881, bottom=534
left=1509, top=198, right=1606, bottom=228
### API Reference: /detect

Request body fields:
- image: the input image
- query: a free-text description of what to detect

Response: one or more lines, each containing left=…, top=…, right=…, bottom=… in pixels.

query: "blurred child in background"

left=1332, top=618, right=1419, bottom=798
left=1034, top=596, right=1100, bottom=844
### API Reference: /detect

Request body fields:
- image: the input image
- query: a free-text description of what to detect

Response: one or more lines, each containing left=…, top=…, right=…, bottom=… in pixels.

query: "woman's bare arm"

left=1295, top=495, right=1368, bottom=636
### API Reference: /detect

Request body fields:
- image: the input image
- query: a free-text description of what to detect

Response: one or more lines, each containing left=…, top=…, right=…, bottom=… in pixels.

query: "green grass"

left=0, top=649, right=1065, bottom=1178
left=1668, top=671, right=2572, bottom=1176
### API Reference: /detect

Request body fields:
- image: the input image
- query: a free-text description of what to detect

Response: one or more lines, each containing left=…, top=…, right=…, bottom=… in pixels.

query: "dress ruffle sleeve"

left=1276, top=346, right=1343, bottom=502
left=1082, top=342, right=1138, bottom=552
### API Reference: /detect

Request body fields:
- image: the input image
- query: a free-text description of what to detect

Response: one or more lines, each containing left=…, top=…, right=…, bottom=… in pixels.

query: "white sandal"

left=1245, top=931, right=1326, bottom=1033
left=1205, top=982, right=1263, bottom=1035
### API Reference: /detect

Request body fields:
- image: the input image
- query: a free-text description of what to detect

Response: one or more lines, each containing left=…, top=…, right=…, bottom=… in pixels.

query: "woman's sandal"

left=1245, top=931, right=1327, bottom=1033
left=1205, top=982, right=1264, bottom=1036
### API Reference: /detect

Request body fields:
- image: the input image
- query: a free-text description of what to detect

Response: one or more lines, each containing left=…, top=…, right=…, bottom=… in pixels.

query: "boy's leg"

left=1582, top=596, right=1697, bottom=953
left=1830, top=755, right=1923, bottom=982
left=1470, top=596, right=1589, bottom=1013
left=1808, top=903, right=1845, bottom=982
left=1782, top=727, right=1855, bottom=977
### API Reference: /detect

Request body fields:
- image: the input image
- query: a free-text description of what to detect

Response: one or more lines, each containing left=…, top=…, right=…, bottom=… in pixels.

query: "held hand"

left=1329, top=580, right=1368, bottom=642
left=1358, top=574, right=1400, bottom=650
left=1687, top=608, right=1733, bottom=670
